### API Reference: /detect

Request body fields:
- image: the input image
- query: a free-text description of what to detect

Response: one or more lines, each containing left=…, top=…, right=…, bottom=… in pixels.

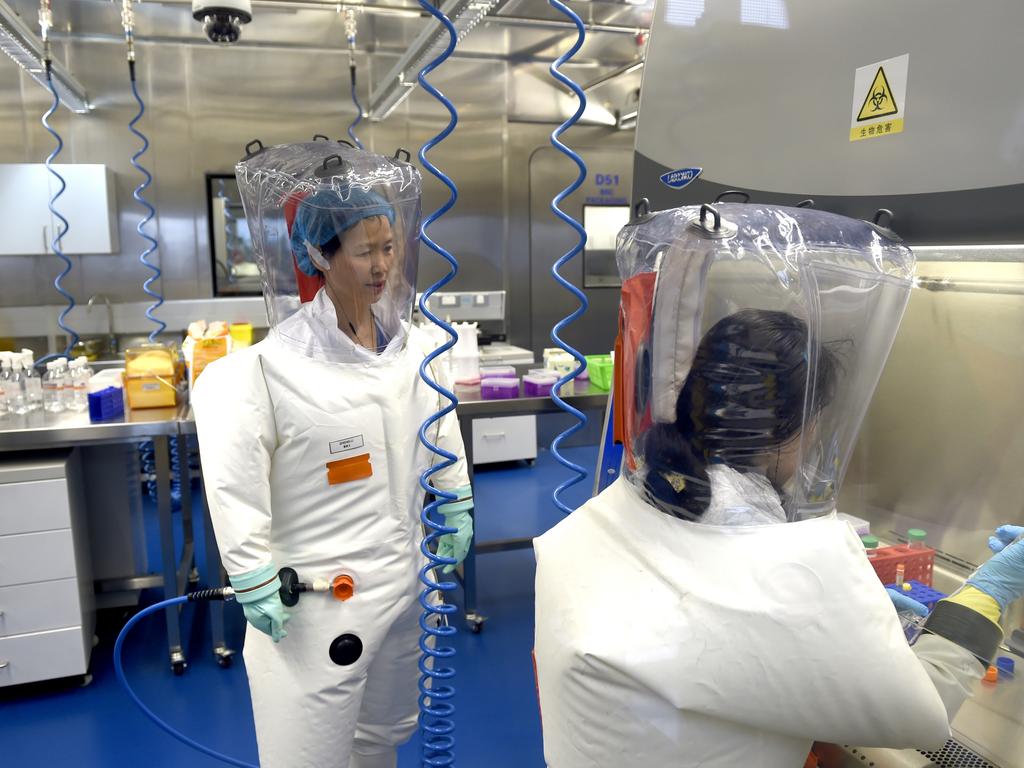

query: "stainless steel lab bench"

left=0, top=404, right=201, bottom=674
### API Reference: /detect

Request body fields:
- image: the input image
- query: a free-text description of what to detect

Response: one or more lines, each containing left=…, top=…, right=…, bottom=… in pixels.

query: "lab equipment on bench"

left=480, top=377, right=519, bottom=400
left=124, top=345, right=179, bottom=409
left=87, top=370, right=126, bottom=422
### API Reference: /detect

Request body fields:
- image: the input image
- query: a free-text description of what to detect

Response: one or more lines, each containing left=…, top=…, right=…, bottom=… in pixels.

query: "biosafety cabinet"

left=636, top=1, right=1024, bottom=765
left=0, top=451, right=95, bottom=686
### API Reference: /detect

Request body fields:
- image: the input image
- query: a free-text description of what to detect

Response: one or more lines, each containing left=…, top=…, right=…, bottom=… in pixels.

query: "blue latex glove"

left=887, top=588, right=929, bottom=617
left=230, top=563, right=291, bottom=643
left=436, top=509, right=473, bottom=574
left=988, top=524, right=1024, bottom=554
left=967, top=526, right=1024, bottom=613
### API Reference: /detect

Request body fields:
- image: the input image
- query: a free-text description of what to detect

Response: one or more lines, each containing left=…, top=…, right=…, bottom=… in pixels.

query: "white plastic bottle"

left=69, top=359, right=89, bottom=412
left=7, top=357, right=29, bottom=415
left=76, top=356, right=95, bottom=384
left=43, top=361, right=64, bottom=413
left=56, top=359, right=73, bottom=410
left=21, top=351, right=43, bottom=411
left=0, top=352, right=11, bottom=415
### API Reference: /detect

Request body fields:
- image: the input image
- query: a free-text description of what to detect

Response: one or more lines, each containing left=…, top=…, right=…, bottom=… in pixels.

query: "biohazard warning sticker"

left=850, top=54, right=908, bottom=142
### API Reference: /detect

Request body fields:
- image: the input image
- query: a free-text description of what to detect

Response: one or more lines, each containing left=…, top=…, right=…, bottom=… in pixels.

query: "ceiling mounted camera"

left=192, top=1, right=252, bottom=45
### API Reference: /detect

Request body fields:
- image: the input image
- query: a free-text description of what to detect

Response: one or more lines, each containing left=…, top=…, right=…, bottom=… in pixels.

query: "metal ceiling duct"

left=367, top=0, right=499, bottom=121
left=0, top=0, right=90, bottom=112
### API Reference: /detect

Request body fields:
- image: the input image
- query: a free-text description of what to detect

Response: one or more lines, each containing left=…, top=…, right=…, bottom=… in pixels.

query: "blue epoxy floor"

left=2, top=444, right=598, bottom=767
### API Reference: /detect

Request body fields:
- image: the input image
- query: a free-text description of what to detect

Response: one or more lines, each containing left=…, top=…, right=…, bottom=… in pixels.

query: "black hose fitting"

left=187, top=587, right=231, bottom=602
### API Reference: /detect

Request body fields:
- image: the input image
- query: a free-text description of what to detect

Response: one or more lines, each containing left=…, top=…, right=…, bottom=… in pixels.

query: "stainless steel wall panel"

left=0, top=0, right=639, bottom=367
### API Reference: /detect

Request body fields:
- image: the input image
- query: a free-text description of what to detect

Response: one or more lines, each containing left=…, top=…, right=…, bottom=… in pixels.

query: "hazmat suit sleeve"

left=911, top=583, right=1005, bottom=721
left=912, top=635, right=984, bottom=720
left=192, top=347, right=277, bottom=577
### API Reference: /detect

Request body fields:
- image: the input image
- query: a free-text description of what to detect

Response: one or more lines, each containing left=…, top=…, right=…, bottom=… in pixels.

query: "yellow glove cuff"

left=943, top=585, right=1002, bottom=626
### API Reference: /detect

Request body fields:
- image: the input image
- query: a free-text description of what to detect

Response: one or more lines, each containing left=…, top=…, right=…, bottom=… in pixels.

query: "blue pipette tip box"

left=884, top=579, right=946, bottom=610
left=88, top=387, right=125, bottom=422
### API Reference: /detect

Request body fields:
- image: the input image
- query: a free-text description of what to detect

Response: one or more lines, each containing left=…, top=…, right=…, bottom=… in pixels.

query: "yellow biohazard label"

left=850, top=119, right=904, bottom=142
left=849, top=54, right=909, bottom=142
left=856, top=67, right=898, bottom=122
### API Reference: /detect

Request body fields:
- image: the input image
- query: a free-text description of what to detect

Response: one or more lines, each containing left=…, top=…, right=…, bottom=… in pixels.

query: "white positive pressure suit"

left=193, top=142, right=470, bottom=768
left=533, top=205, right=999, bottom=767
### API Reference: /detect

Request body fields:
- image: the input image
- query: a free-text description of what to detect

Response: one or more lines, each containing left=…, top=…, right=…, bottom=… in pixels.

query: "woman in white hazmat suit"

left=534, top=204, right=1020, bottom=767
left=192, top=141, right=473, bottom=768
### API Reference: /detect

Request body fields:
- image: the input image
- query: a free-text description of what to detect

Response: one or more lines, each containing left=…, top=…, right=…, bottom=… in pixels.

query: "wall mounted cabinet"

left=0, top=164, right=119, bottom=256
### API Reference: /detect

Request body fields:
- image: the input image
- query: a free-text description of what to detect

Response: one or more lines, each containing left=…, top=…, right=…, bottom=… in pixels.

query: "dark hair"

left=319, top=234, right=342, bottom=259
left=641, top=309, right=840, bottom=519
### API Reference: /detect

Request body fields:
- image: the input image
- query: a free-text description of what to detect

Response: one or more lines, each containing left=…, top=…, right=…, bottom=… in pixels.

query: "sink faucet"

left=86, top=294, right=118, bottom=355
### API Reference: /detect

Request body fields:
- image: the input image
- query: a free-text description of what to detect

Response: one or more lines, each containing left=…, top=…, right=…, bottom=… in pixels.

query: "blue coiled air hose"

left=414, top=2, right=461, bottom=765
left=114, top=592, right=258, bottom=768
left=139, top=437, right=183, bottom=510
left=128, top=60, right=166, bottom=342
left=348, top=60, right=365, bottom=149
left=40, top=61, right=78, bottom=362
left=547, top=0, right=589, bottom=515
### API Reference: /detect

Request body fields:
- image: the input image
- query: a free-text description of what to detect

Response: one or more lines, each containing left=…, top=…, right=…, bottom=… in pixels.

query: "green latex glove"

left=230, top=563, right=291, bottom=643
left=437, top=509, right=473, bottom=574
left=240, top=598, right=290, bottom=643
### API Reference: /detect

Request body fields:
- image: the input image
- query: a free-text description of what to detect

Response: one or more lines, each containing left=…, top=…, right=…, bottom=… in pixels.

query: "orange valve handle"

left=332, top=574, right=356, bottom=602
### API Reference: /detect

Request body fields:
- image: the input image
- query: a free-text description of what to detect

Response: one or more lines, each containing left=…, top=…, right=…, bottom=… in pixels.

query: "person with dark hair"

left=192, top=142, right=473, bottom=768
left=533, top=205, right=1024, bottom=768
left=641, top=309, right=840, bottom=523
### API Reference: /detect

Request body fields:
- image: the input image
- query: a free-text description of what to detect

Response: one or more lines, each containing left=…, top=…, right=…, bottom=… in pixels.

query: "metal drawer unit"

left=471, top=415, right=538, bottom=465
left=0, top=451, right=94, bottom=687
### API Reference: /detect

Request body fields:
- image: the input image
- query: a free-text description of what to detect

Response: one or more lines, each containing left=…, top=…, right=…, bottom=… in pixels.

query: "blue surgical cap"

left=290, top=188, right=396, bottom=276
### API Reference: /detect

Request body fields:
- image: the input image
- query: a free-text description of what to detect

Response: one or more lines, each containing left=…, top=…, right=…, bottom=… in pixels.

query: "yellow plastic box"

left=124, top=345, right=178, bottom=409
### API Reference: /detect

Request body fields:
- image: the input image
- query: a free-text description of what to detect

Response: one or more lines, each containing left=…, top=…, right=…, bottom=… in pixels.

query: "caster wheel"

left=172, top=660, right=188, bottom=676
left=188, top=567, right=200, bottom=585
left=214, top=647, right=236, bottom=669
left=466, top=614, right=485, bottom=634
left=79, top=674, right=94, bottom=688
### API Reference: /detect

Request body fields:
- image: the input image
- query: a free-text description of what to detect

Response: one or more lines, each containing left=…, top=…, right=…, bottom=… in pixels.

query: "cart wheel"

left=172, top=659, right=188, bottom=676
left=79, top=673, right=94, bottom=688
left=466, top=613, right=485, bottom=634
left=214, top=647, right=236, bottom=669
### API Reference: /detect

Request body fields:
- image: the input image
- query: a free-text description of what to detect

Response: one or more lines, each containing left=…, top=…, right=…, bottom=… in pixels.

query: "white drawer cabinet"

left=0, top=579, right=82, bottom=638
left=471, top=416, right=538, bottom=465
left=0, top=627, right=91, bottom=687
left=0, top=452, right=93, bottom=687
left=0, top=478, right=71, bottom=535
left=0, top=530, right=77, bottom=585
